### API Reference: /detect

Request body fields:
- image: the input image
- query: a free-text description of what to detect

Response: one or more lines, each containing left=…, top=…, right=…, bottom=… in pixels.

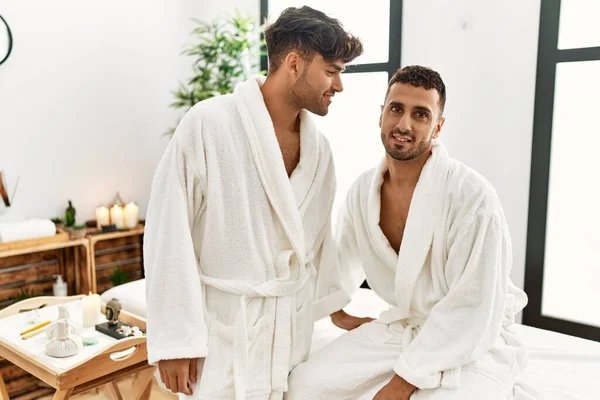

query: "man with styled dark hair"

left=287, top=65, right=528, bottom=399
left=144, top=6, right=365, bottom=400
left=264, top=6, right=363, bottom=73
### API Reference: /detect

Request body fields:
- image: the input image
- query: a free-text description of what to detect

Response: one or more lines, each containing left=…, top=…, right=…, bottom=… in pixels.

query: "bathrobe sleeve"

left=394, top=214, right=510, bottom=389
left=310, top=160, right=353, bottom=320
left=311, top=217, right=353, bottom=320
left=312, top=192, right=367, bottom=320
left=143, top=115, right=209, bottom=365
left=335, top=196, right=367, bottom=296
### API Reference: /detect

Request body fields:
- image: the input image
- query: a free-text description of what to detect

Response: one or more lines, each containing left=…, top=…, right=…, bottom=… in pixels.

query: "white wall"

left=0, top=0, right=256, bottom=223
left=0, top=0, right=541, bottom=295
left=401, top=0, right=541, bottom=292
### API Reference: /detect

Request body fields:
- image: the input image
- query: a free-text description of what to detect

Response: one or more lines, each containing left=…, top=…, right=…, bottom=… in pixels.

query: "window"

left=524, top=0, right=600, bottom=340
left=261, top=0, right=402, bottom=218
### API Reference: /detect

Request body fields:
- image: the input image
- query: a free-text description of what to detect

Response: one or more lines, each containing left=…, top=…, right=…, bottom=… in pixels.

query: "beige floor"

left=37, top=377, right=176, bottom=400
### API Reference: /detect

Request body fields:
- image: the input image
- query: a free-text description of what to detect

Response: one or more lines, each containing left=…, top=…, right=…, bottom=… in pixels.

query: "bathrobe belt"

left=199, top=250, right=314, bottom=400
left=378, top=307, right=461, bottom=388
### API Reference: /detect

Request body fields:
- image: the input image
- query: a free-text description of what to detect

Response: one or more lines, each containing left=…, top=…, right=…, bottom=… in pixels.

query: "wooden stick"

left=20, top=320, right=51, bottom=336
left=131, top=367, right=155, bottom=400
left=52, top=388, right=73, bottom=400
left=0, top=171, right=9, bottom=207
left=0, top=371, right=10, bottom=400
left=106, top=381, right=124, bottom=400
left=22, top=327, right=47, bottom=340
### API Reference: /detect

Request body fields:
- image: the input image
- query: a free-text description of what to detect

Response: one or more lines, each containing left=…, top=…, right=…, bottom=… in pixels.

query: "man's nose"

left=395, top=113, right=411, bottom=132
left=332, top=74, right=344, bottom=93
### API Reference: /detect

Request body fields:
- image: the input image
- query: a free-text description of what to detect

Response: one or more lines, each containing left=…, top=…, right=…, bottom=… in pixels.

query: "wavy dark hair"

left=264, top=6, right=363, bottom=72
left=386, top=65, right=447, bottom=115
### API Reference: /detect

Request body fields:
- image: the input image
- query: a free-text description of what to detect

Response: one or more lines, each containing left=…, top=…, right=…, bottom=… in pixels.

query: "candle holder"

left=101, top=224, right=118, bottom=233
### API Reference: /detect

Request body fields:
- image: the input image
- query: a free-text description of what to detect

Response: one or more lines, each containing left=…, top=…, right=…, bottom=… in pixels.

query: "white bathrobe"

left=144, top=75, right=350, bottom=400
left=287, top=142, right=529, bottom=400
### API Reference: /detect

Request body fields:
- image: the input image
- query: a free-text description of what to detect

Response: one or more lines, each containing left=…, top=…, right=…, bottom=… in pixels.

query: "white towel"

left=0, top=218, right=56, bottom=242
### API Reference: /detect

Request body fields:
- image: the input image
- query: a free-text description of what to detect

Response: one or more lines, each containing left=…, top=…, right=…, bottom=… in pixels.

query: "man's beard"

left=290, top=72, right=329, bottom=116
left=381, top=128, right=435, bottom=161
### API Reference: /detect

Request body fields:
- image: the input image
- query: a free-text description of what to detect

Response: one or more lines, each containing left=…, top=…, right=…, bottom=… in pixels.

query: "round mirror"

left=0, top=15, right=13, bottom=66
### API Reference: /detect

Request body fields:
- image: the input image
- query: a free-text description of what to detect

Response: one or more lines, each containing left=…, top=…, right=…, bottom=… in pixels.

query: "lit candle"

left=96, top=206, right=110, bottom=229
left=81, top=292, right=101, bottom=327
left=123, top=203, right=139, bottom=229
left=110, top=204, right=125, bottom=229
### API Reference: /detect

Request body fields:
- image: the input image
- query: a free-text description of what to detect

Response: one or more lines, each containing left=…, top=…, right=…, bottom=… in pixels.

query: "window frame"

left=523, top=0, right=600, bottom=341
left=260, top=0, right=403, bottom=81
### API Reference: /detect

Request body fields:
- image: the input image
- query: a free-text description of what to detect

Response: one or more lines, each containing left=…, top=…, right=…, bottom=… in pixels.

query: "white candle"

left=96, top=206, right=110, bottom=229
left=81, top=292, right=101, bottom=327
left=123, top=203, right=139, bottom=229
left=110, top=205, right=125, bottom=229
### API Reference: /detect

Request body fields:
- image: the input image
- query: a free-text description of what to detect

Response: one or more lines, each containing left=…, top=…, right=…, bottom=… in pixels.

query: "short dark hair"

left=264, top=6, right=363, bottom=72
left=386, top=65, right=447, bottom=115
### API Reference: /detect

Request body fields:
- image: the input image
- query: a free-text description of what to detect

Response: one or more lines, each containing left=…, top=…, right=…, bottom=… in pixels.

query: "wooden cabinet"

left=88, top=227, right=145, bottom=294
left=0, top=239, right=90, bottom=309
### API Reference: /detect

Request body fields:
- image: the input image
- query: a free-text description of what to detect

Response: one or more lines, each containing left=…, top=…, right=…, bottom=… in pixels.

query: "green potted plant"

left=51, top=217, right=64, bottom=231
left=167, top=12, right=263, bottom=135
left=71, top=224, right=87, bottom=239
left=65, top=200, right=76, bottom=227
left=15, top=288, right=35, bottom=302
left=109, top=268, right=130, bottom=287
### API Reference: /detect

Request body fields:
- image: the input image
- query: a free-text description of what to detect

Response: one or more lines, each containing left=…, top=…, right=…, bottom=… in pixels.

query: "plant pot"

left=72, top=228, right=87, bottom=239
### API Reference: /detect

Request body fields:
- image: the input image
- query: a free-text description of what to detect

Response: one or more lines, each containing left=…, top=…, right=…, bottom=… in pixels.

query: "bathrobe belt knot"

left=378, top=307, right=461, bottom=389
left=199, top=249, right=315, bottom=399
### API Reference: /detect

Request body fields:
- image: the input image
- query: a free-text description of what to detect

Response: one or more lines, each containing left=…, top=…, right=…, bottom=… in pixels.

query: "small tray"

left=95, top=321, right=145, bottom=340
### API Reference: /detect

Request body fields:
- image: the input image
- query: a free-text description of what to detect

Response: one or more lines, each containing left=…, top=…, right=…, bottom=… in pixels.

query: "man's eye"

left=391, top=106, right=401, bottom=113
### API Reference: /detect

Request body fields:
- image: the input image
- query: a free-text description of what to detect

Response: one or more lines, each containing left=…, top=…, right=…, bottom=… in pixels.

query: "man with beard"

left=143, top=6, right=365, bottom=400
left=286, top=66, right=529, bottom=400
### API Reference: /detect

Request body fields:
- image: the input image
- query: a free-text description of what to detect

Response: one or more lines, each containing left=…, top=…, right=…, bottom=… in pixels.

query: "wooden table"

left=0, top=296, right=155, bottom=400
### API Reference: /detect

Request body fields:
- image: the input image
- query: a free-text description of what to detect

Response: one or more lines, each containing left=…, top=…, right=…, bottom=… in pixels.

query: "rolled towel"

left=0, top=218, right=57, bottom=242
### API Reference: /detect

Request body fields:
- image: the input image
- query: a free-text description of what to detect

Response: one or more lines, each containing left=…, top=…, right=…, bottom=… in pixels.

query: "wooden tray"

left=0, top=231, right=68, bottom=252
left=0, top=296, right=154, bottom=399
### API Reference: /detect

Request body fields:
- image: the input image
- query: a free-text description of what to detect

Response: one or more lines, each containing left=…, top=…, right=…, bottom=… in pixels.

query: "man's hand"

left=158, top=358, right=204, bottom=395
left=373, top=375, right=417, bottom=400
left=330, top=309, right=374, bottom=331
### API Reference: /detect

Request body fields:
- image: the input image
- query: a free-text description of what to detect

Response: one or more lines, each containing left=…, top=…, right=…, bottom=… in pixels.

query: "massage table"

left=102, top=279, right=600, bottom=399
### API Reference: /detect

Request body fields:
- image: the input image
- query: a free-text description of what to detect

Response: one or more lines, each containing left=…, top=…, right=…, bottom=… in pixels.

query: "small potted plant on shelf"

left=71, top=224, right=87, bottom=239
left=51, top=217, right=64, bottom=232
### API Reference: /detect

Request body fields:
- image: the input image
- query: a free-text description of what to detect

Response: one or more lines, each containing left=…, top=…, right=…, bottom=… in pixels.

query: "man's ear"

left=283, top=52, right=304, bottom=79
left=434, top=117, right=446, bottom=139
left=379, top=105, right=384, bottom=128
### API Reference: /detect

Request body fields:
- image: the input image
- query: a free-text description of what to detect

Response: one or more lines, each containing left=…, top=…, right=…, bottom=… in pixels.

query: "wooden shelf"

left=87, top=226, right=144, bottom=243
left=0, top=239, right=88, bottom=260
